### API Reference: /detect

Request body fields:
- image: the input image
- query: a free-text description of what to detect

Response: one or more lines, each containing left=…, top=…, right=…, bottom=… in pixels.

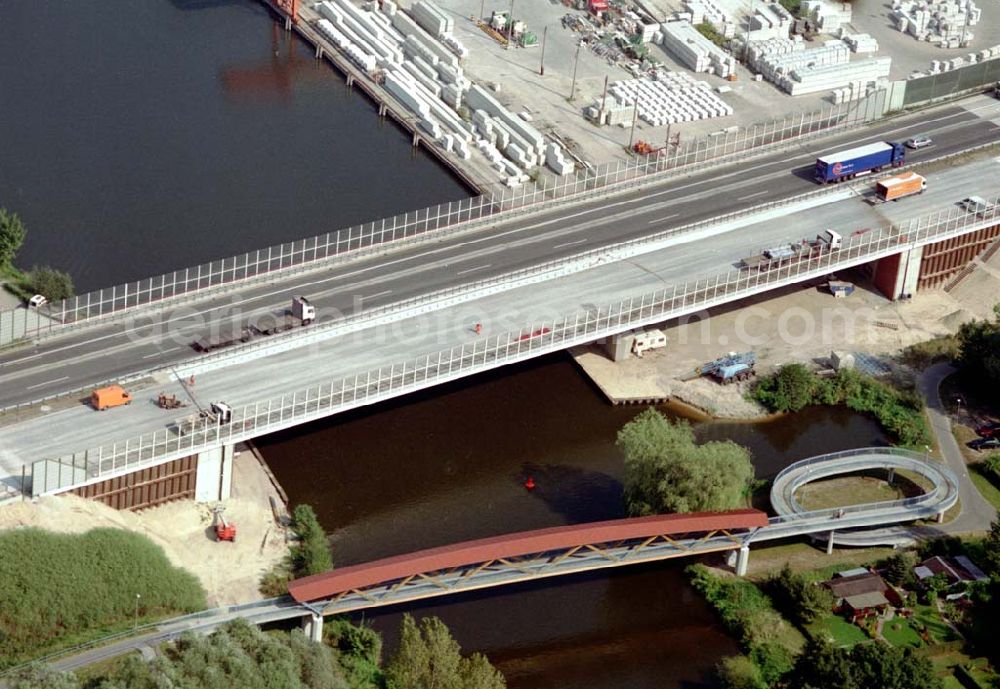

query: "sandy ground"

left=0, top=449, right=290, bottom=607
left=572, top=246, right=1000, bottom=418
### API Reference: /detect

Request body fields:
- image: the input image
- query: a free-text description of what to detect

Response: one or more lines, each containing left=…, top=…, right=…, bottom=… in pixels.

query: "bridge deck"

left=288, top=510, right=768, bottom=603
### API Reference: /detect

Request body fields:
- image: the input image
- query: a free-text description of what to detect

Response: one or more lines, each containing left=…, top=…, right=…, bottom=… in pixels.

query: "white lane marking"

left=142, top=347, right=179, bottom=359
left=553, top=238, right=588, bottom=249
left=738, top=190, right=769, bottom=201
left=362, top=290, right=393, bottom=301
left=647, top=213, right=679, bottom=225
left=26, top=376, right=69, bottom=390
left=456, top=264, right=491, bottom=276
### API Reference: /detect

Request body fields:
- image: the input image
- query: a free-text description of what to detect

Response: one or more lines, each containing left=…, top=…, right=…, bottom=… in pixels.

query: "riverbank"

left=570, top=274, right=995, bottom=419
left=0, top=449, right=289, bottom=607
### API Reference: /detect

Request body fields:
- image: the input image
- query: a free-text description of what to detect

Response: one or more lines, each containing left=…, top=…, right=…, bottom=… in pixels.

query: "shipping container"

left=814, top=141, right=905, bottom=183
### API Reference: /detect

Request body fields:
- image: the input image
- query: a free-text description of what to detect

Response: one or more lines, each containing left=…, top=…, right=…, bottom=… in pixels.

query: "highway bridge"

left=1, top=95, right=998, bottom=498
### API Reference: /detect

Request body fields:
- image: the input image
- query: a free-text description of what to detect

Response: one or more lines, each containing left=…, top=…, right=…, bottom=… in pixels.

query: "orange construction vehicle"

left=91, top=385, right=132, bottom=411
left=213, top=506, right=236, bottom=542
left=632, top=140, right=655, bottom=155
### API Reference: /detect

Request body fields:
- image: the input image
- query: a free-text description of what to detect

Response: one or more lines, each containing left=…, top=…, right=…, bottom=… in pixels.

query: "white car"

left=27, top=294, right=48, bottom=309
left=905, top=136, right=933, bottom=149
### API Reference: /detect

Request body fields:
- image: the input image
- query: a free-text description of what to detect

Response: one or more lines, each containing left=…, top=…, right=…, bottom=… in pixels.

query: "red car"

left=975, top=422, right=1000, bottom=439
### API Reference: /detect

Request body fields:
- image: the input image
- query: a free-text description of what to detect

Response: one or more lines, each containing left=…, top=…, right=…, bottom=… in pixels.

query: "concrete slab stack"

left=682, top=0, right=735, bottom=37
left=843, top=33, right=879, bottom=53
left=412, top=0, right=453, bottom=37
left=785, top=57, right=892, bottom=95
left=802, top=0, right=853, bottom=33
left=608, top=73, right=734, bottom=125
left=749, top=3, right=794, bottom=41
left=545, top=143, right=575, bottom=176
left=659, top=20, right=736, bottom=77
left=890, top=0, right=980, bottom=46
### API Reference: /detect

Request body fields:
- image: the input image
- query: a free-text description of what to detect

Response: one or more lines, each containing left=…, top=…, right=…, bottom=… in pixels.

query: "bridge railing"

left=768, top=447, right=960, bottom=522
left=29, top=195, right=1000, bottom=495
left=0, top=94, right=884, bottom=347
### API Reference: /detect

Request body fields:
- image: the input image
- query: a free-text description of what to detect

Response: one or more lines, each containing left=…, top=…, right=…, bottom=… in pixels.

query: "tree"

left=385, top=615, right=505, bottom=689
left=923, top=572, right=950, bottom=600
left=765, top=564, right=834, bottom=625
left=882, top=551, right=917, bottom=587
left=617, top=409, right=754, bottom=515
left=982, top=519, right=1000, bottom=576
left=788, top=639, right=942, bottom=689
left=291, top=504, right=333, bottom=576
left=752, top=363, right=817, bottom=412
left=8, top=666, right=78, bottom=689
left=27, top=266, right=73, bottom=301
left=0, top=207, right=27, bottom=267
left=716, top=654, right=766, bottom=689
left=957, top=304, right=1000, bottom=391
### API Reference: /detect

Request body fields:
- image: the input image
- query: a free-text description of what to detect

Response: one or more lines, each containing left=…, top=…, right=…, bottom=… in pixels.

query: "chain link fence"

left=0, top=94, right=887, bottom=347
left=29, top=195, right=1000, bottom=496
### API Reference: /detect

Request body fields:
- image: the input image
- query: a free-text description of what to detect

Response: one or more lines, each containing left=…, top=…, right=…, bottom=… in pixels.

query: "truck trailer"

left=814, top=141, right=905, bottom=183
left=874, top=172, right=926, bottom=202
left=740, top=230, right=842, bottom=270
left=252, top=296, right=316, bottom=336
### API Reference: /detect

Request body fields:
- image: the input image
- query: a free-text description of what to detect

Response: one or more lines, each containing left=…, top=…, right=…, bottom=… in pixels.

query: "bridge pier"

left=887, top=468, right=895, bottom=484
left=301, top=612, right=324, bottom=643
left=937, top=510, right=945, bottom=523
left=826, top=531, right=835, bottom=555
left=194, top=443, right=234, bottom=503
left=735, top=545, right=750, bottom=577
left=315, top=44, right=324, bottom=59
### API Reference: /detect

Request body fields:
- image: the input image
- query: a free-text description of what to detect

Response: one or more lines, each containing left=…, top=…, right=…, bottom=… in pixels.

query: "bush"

left=385, top=615, right=505, bottom=689
left=0, top=528, right=206, bottom=668
left=687, top=564, right=803, bottom=685
left=882, top=551, right=917, bottom=587
left=956, top=305, right=1000, bottom=394
left=326, top=617, right=383, bottom=688
left=716, top=654, right=767, bottom=689
left=695, top=21, right=727, bottom=48
left=0, top=207, right=27, bottom=267
left=618, top=409, right=755, bottom=515
left=291, top=504, right=333, bottom=577
left=765, top=564, right=834, bottom=626
left=752, top=367, right=931, bottom=446
left=26, top=265, right=74, bottom=301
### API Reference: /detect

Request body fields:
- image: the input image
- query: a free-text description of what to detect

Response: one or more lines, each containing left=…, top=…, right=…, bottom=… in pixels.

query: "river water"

left=0, top=0, right=468, bottom=293
left=258, top=355, right=889, bottom=689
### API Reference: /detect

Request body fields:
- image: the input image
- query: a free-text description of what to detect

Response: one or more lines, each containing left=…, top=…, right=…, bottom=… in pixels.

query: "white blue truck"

left=814, top=141, right=906, bottom=183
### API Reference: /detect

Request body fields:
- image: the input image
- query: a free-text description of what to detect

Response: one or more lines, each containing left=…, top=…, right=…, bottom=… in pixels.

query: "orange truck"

left=875, top=172, right=926, bottom=202
left=91, top=385, right=132, bottom=411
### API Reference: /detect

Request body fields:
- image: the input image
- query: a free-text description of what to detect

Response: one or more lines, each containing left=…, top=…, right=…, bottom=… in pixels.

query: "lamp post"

left=134, top=593, right=141, bottom=631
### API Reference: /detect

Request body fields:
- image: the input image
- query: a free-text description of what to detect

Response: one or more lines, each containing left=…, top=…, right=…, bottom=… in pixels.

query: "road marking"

left=738, top=190, right=769, bottom=201
left=647, top=213, right=679, bottom=225
left=142, top=346, right=179, bottom=359
left=456, top=264, right=491, bottom=276
left=362, top=290, right=393, bottom=301
left=26, top=376, right=69, bottom=391
left=553, top=238, right=588, bottom=249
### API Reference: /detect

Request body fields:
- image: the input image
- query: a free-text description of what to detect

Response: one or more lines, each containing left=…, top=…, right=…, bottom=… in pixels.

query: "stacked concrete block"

left=752, top=41, right=850, bottom=82
left=608, top=73, right=734, bottom=125
left=316, top=19, right=378, bottom=72
left=465, top=85, right=546, bottom=160
left=391, top=10, right=459, bottom=69
left=412, top=0, right=453, bottom=37
left=784, top=56, right=892, bottom=95
left=890, top=0, right=979, bottom=46
left=384, top=71, right=431, bottom=118
left=843, top=33, right=879, bottom=53
left=749, top=4, right=794, bottom=40
left=683, top=0, right=733, bottom=36
left=401, top=61, right=442, bottom=97
left=660, top=21, right=736, bottom=77
left=802, top=0, right=853, bottom=33
left=441, top=83, right=462, bottom=108
left=545, top=143, right=575, bottom=176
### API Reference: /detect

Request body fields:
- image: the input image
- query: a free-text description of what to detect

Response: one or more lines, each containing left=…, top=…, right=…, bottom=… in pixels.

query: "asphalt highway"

left=0, top=96, right=998, bottom=410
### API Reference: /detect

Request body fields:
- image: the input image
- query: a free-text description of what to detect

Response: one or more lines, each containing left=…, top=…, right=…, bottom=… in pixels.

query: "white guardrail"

left=29, top=195, right=1000, bottom=495
left=1, top=94, right=887, bottom=346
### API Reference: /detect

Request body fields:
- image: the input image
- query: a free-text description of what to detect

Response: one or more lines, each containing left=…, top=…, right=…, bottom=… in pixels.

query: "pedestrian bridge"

left=284, top=449, right=958, bottom=617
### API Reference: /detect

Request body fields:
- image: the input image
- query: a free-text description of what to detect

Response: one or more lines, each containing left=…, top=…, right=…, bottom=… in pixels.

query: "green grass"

left=882, top=618, right=924, bottom=648
left=913, top=605, right=959, bottom=644
left=808, top=614, right=869, bottom=647
left=0, top=527, right=206, bottom=669
left=970, top=464, right=1000, bottom=512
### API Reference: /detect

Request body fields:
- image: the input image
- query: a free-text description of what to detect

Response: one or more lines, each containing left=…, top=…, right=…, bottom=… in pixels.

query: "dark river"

left=2, top=2, right=890, bottom=686
left=258, top=355, right=889, bottom=689
left=0, top=0, right=468, bottom=293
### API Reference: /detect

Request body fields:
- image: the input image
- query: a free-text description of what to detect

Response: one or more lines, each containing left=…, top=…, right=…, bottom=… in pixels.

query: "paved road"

left=1, top=96, right=998, bottom=409
left=919, top=362, right=997, bottom=534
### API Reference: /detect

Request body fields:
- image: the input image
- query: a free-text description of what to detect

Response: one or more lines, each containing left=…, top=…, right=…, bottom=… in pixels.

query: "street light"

left=134, top=593, right=141, bottom=631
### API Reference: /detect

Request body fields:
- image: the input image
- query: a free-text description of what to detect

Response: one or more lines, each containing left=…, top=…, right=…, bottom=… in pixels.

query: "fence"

left=30, top=195, right=1000, bottom=496
left=903, top=58, right=1000, bottom=107
left=0, top=92, right=887, bottom=347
